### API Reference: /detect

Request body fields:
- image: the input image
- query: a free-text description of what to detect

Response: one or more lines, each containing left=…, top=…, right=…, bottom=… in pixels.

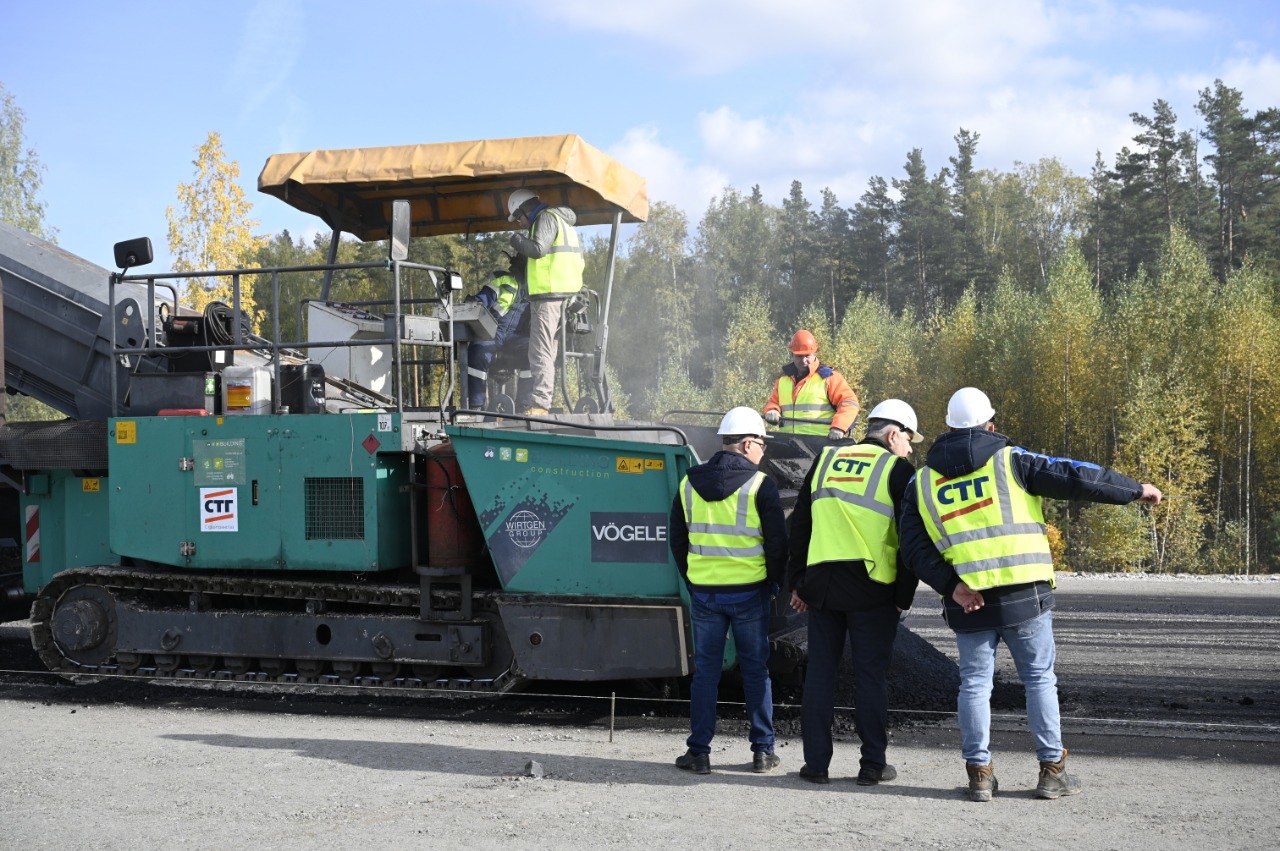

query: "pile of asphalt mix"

left=886, top=623, right=961, bottom=716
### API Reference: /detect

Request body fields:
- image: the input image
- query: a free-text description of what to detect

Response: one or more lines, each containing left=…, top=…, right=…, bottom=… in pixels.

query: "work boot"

left=798, top=764, right=830, bottom=784
left=675, top=749, right=711, bottom=775
left=856, top=763, right=897, bottom=786
left=967, top=762, right=998, bottom=802
left=522, top=406, right=549, bottom=416
left=752, top=751, right=780, bottom=773
left=1035, top=748, right=1082, bottom=799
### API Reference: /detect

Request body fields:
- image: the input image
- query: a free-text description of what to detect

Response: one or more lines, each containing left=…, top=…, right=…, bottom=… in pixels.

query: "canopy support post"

left=319, top=229, right=341, bottom=301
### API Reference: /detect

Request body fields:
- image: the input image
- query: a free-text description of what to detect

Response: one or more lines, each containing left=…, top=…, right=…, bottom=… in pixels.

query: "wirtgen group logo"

left=487, top=495, right=576, bottom=584
left=505, top=510, right=547, bottom=549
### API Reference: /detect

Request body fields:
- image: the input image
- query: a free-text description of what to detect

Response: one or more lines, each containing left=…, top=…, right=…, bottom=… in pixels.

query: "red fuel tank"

left=424, top=442, right=483, bottom=568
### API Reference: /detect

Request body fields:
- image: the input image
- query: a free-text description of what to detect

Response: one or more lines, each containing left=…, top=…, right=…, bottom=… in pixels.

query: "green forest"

left=4, top=79, right=1278, bottom=575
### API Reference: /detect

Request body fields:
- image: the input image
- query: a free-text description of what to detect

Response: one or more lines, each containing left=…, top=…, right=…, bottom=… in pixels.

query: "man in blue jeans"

left=900, top=387, right=1162, bottom=801
left=668, top=407, right=788, bottom=775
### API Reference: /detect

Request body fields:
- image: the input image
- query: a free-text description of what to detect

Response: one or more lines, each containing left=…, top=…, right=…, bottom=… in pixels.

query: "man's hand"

left=790, top=589, right=809, bottom=613
left=952, top=582, right=985, bottom=614
left=1137, top=483, right=1163, bottom=505
left=827, top=427, right=845, bottom=441
left=764, top=410, right=781, bottom=426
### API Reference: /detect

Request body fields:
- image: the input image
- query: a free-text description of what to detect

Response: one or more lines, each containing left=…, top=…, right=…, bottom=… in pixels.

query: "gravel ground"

left=2, top=574, right=1278, bottom=850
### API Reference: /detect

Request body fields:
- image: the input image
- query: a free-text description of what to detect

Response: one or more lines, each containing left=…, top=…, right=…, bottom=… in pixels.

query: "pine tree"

left=893, top=149, right=956, bottom=316
left=849, top=176, right=895, bottom=304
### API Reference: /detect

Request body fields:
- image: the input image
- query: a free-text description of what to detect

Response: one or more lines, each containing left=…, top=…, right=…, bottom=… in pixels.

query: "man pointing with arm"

left=899, top=387, right=1161, bottom=803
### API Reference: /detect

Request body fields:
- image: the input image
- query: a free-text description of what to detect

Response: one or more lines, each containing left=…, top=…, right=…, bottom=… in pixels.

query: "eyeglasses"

left=744, top=438, right=766, bottom=451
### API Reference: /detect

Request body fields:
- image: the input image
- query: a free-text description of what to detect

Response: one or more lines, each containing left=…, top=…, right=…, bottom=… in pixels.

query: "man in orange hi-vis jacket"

left=762, top=330, right=860, bottom=441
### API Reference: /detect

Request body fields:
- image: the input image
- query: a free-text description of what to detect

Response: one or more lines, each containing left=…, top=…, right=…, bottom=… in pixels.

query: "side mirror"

left=113, top=237, right=154, bottom=271
left=389, top=200, right=410, bottom=261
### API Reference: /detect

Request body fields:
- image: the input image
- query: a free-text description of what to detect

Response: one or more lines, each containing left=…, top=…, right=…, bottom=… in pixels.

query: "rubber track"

left=29, top=565, right=520, bottom=694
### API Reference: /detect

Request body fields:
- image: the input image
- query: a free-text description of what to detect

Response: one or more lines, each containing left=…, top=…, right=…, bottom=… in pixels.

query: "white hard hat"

left=717, top=406, right=767, bottom=438
left=946, top=387, right=996, bottom=429
left=867, top=398, right=924, bottom=443
left=507, top=189, right=538, bottom=221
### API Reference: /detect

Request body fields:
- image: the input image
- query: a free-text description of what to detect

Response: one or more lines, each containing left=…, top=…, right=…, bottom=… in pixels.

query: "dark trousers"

left=801, top=604, right=899, bottom=772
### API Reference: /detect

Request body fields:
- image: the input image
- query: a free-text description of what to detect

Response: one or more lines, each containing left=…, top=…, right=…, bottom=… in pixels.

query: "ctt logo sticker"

left=936, top=476, right=990, bottom=504
left=590, top=512, right=670, bottom=564
left=200, top=487, right=238, bottom=532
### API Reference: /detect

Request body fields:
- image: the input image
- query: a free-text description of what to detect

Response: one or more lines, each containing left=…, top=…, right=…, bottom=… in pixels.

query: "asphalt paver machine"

left=0, top=135, right=755, bottom=692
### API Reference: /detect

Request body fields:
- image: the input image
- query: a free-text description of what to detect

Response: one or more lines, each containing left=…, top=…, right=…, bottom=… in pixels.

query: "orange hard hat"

left=789, top=330, right=818, bottom=355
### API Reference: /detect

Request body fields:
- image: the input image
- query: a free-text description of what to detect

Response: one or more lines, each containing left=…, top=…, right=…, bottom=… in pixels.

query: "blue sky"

left=3, top=0, right=1278, bottom=269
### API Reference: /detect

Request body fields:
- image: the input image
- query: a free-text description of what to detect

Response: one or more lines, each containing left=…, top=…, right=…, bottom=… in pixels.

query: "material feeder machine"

left=0, top=135, right=810, bottom=693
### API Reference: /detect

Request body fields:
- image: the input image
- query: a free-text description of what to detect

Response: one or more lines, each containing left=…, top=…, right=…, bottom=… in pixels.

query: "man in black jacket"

left=669, top=407, right=789, bottom=775
left=789, top=399, right=922, bottom=785
left=900, top=387, right=1162, bottom=802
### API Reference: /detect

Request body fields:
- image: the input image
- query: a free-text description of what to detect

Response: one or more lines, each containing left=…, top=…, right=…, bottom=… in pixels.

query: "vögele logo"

left=590, top=511, right=670, bottom=564
left=505, top=510, right=547, bottom=549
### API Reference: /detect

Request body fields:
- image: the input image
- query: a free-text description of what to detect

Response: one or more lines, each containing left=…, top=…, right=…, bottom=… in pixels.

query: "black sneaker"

left=798, top=764, right=830, bottom=784
left=752, top=751, right=781, bottom=773
left=675, top=749, right=711, bottom=775
left=856, top=764, right=898, bottom=786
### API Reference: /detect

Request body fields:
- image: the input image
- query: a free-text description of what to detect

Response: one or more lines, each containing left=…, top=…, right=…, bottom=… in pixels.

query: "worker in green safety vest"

left=899, top=387, right=1163, bottom=803
left=788, top=398, right=923, bottom=787
left=788, top=396, right=921, bottom=783
left=466, top=254, right=531, bottom=411
left=506, top=189, right=584, bottom=416
left=668, top=407, right=789, bottom=776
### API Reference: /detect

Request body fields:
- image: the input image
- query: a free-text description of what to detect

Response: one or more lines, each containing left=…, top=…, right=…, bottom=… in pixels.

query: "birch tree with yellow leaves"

left=166, top=132, right=265, bottom=326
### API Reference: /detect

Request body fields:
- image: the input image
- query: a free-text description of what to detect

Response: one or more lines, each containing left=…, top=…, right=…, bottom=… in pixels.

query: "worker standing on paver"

left=899, top=387, right=1163, bottom=802
left=668, top=407, right=788, bottom=775
left=763, top=330, right=860, bottom=440
left=506, top=189, right=584, bottom=416
left=788, top=399, right=923, bottom=786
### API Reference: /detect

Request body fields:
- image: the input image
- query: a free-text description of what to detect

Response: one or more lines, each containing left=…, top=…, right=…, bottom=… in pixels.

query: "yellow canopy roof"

left=257, top=134, right=649, bottom=240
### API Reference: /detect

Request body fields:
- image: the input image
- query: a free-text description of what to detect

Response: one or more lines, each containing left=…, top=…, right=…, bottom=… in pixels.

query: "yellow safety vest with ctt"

left=525, top=209, right=584, bottom=298
left=777, top=373, right=835, bottom=435
left=679, top=472, right=768, bottom=586
left=914, top=446, right=1054, bottom=591
left=807, top=443, right=898, bottom=584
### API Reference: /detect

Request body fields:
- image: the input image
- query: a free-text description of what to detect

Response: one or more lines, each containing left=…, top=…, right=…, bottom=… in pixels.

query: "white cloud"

left=963, top=84, right=1145, bottom=176
left=610, top=126, right=729, bottom=219
left=543, top=0, right=1273, bottom=214
left=1217, top=53, right=1280, bottom=109
left=542, top=0, right=1057, bottom=85
left=1120, top=3, right=1217, bottom=37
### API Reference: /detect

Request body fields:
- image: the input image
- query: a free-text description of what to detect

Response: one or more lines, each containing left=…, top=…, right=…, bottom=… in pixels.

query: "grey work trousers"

left=527, top=298, right=565, bottom=409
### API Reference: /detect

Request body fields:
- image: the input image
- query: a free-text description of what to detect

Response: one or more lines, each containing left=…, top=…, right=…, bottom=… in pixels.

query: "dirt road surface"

left=2, top=574, right=1277, bottom=850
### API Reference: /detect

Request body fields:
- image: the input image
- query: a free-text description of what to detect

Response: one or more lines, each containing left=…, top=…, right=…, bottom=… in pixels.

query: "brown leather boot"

left=1035, top=747, right=1082, bottom=799
left=966, top=762, right=998, bottom=802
